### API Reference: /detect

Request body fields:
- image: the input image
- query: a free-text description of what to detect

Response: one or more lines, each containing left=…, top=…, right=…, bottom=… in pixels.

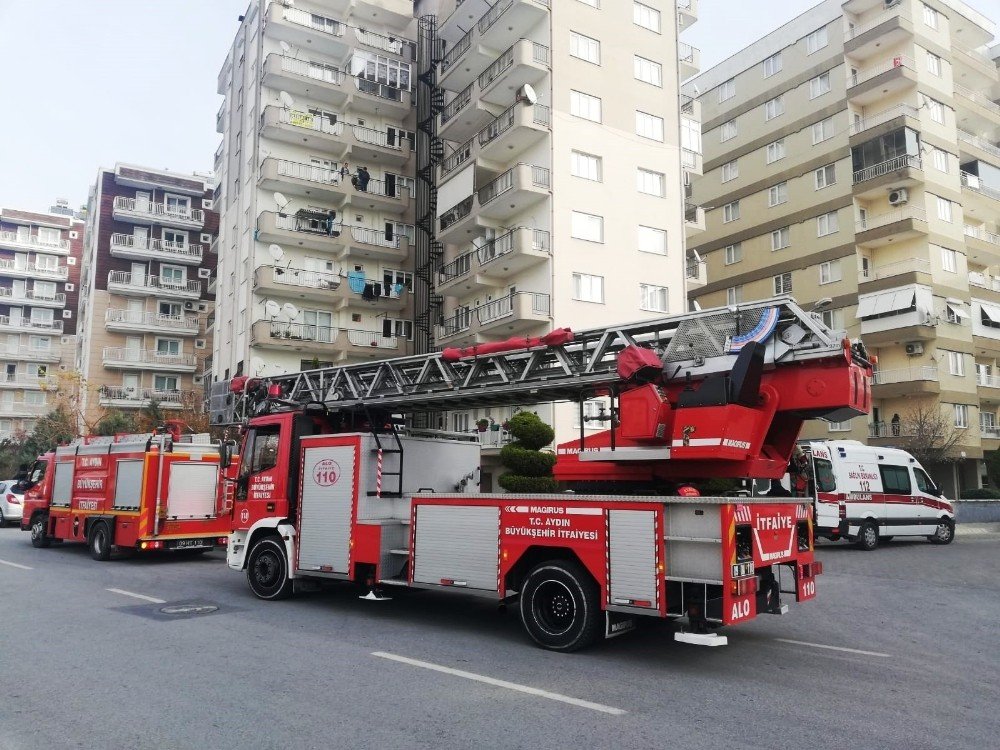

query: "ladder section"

left=365, top=405, right=404, bottom=498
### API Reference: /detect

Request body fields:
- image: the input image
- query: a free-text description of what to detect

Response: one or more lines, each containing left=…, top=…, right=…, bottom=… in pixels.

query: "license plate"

left=732, top=561, right=755, bottom=578
left=173, top=539, right=212, bottom=550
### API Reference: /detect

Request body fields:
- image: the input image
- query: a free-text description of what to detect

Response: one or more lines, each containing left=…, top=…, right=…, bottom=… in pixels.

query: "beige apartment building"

left=686, top=0, right=999, bottom=493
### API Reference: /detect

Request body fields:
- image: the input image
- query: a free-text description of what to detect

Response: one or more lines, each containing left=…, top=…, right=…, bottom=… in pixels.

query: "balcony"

left=859, top=257, right=930, bottom=285
left=684, top=203, right=706, bottom=233
left=216, top=100, right=226, bottom=134
left=254, top=265, right=345, bottom=306
left=102, top=347, right=197, bottom=372
left=251, top=321, right=405, bottom=359
left=1, top=344, right=61, bottom=364
left=105, top=309, right=200, bottom=336
left=438, top=0, right=551, bottom=92
left=351, top=1, right=414, bottom=31
left=978, top=372, right=1000, bottom=390
left=0, top=316, right=63, bottom=335
left=851, top=154, right=921, bottom=199
left=0, top=231, right=70, bottom=255
left=0, top=259, right=68, bottom=281
left=0, top=287, right=66, bottom=309
left=954, top=85, right=1000, bottom=138
left=259, top=106, right=349, bottom=156
left=436, top=227, right=550, bottom=295
left=869, top=421, right=919, bottom=439
left=964, top=225, right=1000, bottom=266
left=677, top=0, right=698, bottom=28
left=262, top=3, right=350, bottom=59
left=957, top=130, right=1000, bottom=164
left=345, top=177, right=411, bottom=216
left=678, top=42, right=700, bottom=79
left=848, top=103, right=920, bottom=143
left=479, top=40, right=548, bottom=106
left=686, top=258, right=707, bottom=288
left=438, top=85, right=497, bottom=143
left=256, top=211, right=346, bottom=255
left=214, top=140, right=224, bottom=172
left=347, top=225, right=410, bottom=263
left=112, top=196, right=205, bottom=230
left=109, top=233, right=204, bottom=265
left=871, top=366, right=939, bottom=398
left=345, top=124, right=412, bottom=167
left=98, top=386, right=186, bottom=410
left=969, top=271, right=1000, bottom=294
left=855, top=206, right=928, bottom=248
left=258, top=158, right=350, bottom=206
left=437, top=164, right=549, bottom=244
left=436, top=291, right=550, bottom=344
left=846, top=56, right=916, bottom=106
left=106, top=270, right=203, bottom=300
left=0, top=372, right=55, bottom=390
left=439, top=102, right=550, bottom=182
left=351, top=77, right=411, bottom=118
left=261, top=54, right=349, bottom=108
left=961, top=172, right=1000, bottom=204
left=844, top=6, right=912, bottom=60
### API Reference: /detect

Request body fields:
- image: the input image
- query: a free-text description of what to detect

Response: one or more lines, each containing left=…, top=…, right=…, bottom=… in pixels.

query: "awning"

left=947, top=301, right=970, bottom=320
left=858, top=289, right=915, bottom=318
left=980, top=303, right=1000, bottom=323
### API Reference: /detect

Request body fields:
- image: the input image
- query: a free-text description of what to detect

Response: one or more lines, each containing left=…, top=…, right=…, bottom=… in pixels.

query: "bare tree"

left=895, top=404, right=963, bottom=466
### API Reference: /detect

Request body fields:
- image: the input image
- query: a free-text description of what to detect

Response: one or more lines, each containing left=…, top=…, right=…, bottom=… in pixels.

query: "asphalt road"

left=1, top=525, right=998, bottom=750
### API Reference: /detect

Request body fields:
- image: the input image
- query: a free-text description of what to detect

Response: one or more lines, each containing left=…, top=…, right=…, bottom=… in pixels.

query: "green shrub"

left=497, top=473, right=559, bottom=493
left=960, top=487, right=1000, bottom=499
left=506, top=412, right=554, bottom=451
left=499, top=444, right=556, bottom=477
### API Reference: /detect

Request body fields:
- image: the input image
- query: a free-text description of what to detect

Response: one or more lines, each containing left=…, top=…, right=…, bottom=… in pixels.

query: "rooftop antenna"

left=515, top=84, right=538, bottom=106
left=264, top=300, right=281, bottom=319
left=279, top=90, right=295, bottom=110
left=273, top=192, right=290, bottom=215
left=281, top=302, right=301, bottom=323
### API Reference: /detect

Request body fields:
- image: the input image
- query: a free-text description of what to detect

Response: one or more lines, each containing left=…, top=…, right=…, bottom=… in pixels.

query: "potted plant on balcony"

left=476, top=418, right=490, bottom=433
left=489, top=417, right=500, bottom=432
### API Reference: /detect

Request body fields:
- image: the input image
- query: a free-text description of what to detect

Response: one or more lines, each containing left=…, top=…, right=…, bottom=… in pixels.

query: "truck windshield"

left=16, top=460, right=47, bottom=492
left=814, top=458, right=836, bottom=492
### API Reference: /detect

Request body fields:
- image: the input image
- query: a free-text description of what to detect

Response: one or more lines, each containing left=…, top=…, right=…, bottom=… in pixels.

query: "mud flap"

left=605, top=611, right=637, bottom=639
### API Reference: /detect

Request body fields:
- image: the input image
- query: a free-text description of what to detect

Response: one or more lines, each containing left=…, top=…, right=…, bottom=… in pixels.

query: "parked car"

left=0, top=480, right=24, bottom=527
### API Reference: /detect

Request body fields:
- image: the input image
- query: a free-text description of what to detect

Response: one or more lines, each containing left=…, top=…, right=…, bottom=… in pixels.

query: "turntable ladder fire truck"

left=219, top=297, right=871, bottom=650
left=21, top=428, right=233, bottom=560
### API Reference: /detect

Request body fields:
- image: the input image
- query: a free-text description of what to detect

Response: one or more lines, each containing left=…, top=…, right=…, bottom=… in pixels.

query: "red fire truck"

left=19, top=425, right=233, bottom=560
left=216, top=298, right=871, bottom=650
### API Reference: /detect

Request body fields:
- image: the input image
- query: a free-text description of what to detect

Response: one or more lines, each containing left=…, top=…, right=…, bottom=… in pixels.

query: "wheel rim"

left=253, top=549, right=282, bottom=589
left=864, top=526, right=877, bottom=547
left=31, top=519, right=44, bottom=541
left=531, top=579, right=576, bottom=637
left=936, top=522, right=953, bottom=541
left=93, top=529, right=105, bottom=554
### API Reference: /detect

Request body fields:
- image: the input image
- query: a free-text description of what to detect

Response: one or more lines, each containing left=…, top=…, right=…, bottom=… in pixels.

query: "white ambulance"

left=802, top=441, right=955, bottom=550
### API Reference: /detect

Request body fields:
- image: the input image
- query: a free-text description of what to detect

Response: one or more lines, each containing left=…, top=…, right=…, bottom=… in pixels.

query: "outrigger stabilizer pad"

left=675, top=632, right=728, bottom=647
left=360, top=589, right=392, bottom=601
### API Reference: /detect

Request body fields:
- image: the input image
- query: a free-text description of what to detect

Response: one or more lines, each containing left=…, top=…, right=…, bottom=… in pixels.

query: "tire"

left=88, top=522, right=112, bottom=561
left=246, top=536, right=293, bottom=600
left=928, top=518, right=955, bottom=545
left=880, top=536, right=894, bottom=543
left=519, top=560, right=602, bottom=652
left=854, top=520, right=879, bottom=551
left=30, top=514, right=51, bottom=548
left=0, top=508, right=6, bottom=527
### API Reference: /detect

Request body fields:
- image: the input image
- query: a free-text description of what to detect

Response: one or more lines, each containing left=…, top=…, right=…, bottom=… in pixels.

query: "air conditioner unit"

left=905, top=342, right=924, bottom=356
left=888, top=188, right=909, bottom=206
left=198, top=268, right=211, bottom=279
left=184, top=301, right=196, bottom=310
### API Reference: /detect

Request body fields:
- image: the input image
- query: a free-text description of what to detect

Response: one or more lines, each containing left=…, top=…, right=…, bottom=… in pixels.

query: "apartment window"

left=637, top=168, right=665, bottom=197
left=636, top=111, right=664, bottom=141
left=634, top=56, right=663, bottom=87
left=931, top=148, right=948, bottom=172
left=639, top=284, right=668, bottom=312
left=941, top=246, right=957, bottom=273
left=24, top=392, right=47, bottom=407
left=724, top=244, right=743, bottom=265
left=812, top=116, right=835, bottom=144
left=815, top=164, right=836, bottom=189
left=721, top=160, right=739, bottom=183
left=165, top=194, right=191, bottom=216
left=571, top=151, right=602, bottom=181
left=947, top=351, right=966, bottom=377
left=34, top=281, right=57, bottom=299
left=819, top=260, right=842, bottom=284
left=570, top=90, right=602, bottom=122
left=766, top=139, right=786, bottom=164
left=827, top=420, right=852, bottom=432
left=681, top=117, right=701, bottom=155
left=720, top=120, right=737, bottom=142
left=637, top=225, right=667, bottom=255
left=160, top=265, right=185, bottom=285
left=768, top=182, right=788, bottom=207
left=771, top=227, right=790, bottom=250
left=923, top=4, right=938, bottom=29
left=159, top=301, right=182, bottom=317
left=817, top=211, right=840, bottom=236
left=805, top=27, right=828, bottom=54
left=936, top=196, right=953, bottom=223
left=633, top=2, right=661, bottom=32
left=353, top=50, right=411, bottom=89
left=764, top=95, right=784, bottom=120
left=954, top=404, right=968, bottom=429
left=821, top=308, right=844, bottom=330
left=156, top=338, right=181, bottom=356
left=722, top=201, right=740, bottom=223
left=718, top=78, right=736, bottom=103
left=927, top=52, right=942, bottom=76
left=809, top=72, right=831, bottom=99
left=571, top=211, right=604, bottom=242
left=762, top=52, right=782, bottom=78
left=162, top=229, right=187, bottom=248
left=37, top=227, right=61, bottom=245
left=154, top=374, right=179, bottom=392
left=773, top=272, right=792, bottom=295
left=727, top=285, right=743, bottom=305
left=572, top=273, right=605, bottom=303
left=570, top=32, right=601, bottom=64
left=925, top=96, right=944, bottom=124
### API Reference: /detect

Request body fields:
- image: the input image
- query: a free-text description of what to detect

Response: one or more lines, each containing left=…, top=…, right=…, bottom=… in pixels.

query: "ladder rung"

left=388, top=548, right=410, bottom=555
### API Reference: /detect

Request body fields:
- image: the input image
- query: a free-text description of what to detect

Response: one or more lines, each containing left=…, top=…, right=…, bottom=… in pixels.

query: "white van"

left=802, top=440, right=955, bottom=550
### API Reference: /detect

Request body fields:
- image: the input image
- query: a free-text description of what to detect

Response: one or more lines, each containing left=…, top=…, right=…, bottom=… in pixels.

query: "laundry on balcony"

left=362, top=281, right=383, bottom=301
left=347, top=270, right=366, bottom=293
left=293, top=208, right=335, bottom=234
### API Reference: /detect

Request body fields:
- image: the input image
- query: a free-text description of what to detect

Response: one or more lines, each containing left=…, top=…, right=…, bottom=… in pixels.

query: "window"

left=34, top=281, right=57, bottom=299
left=162, top=229, right=187, bottom=248
left=805, top=27, right=828, bottom=54
left=570, top=90, right=602, bottom=122
left=154, top=374, right=179, bottom=392
left=636, top=111, right=664, bottom=141
left=571, top=151, right=602, bottom=181
left=925, top=96, right=944, bottom=124
left=570, top=32, right=601, bottom=64
left=827, top=420, right=852, bottom=432
left=817, top=211, right=839, bottom=236
left=773, top=272, right=792, bottom=295
left=37, top=227, right=61, bottom=245
left=947, top=350, right=966, bottom=376
left=571, top=211, right=604, bottom=242
left=936, top=196, right=953, bottom=222
left=724, top=244, right=743, bottom=265
left=156, top=338, right=181, bottom=356
left=637, top=226, right=667, bottom=255
left=762, top=52, right=782, bottom=77
left=165, top=194, right=191, bottom=217
left=637, top=169, right=665, bottom=197
left=821, top=308, right=844, bottom=330
left=914, top=468, right=936, bottom=494
left=766, top=139, right=785, bottom=164
left=24, top=391, right=47, bottom=406
left=931, top=148, right=948, bottom=172
left=727, top=285, right=743, bottom=305
left=764, top=95, right=784, bottom=120
left=768, top=182, right=788, bottom=206
left=352, top=50, right=411, bottom=89
left=721, top=160, right=739, bottom=183
left=722, top=201, right=740, bottom=223
left=680, top=117, right=701, bottom=155
left=640, top=284, right=668, bottom=312
left=718, top=78, right=736, bottom=103
left=573, top=398, right=611, bottom=429
left=815, top=164, right=836, bottom=189
left=927, top=52, right=941, bottom=75
left=819, top=260, right=842, bottom=284
left=771, top=227, right=790, bottom=250
left=159, top=301, right=182, bottom=317
left=633, top=56, right=662, bottom=86
left=160, top=265, right=185, bottom=285
left=246, top=427, right=281, bottom=478
left=572, top=273, right=604, bottom=303
left=720, top=119, right=737, bottom=142
left=809, top=72, right=831, bottom=99
left=880, top=464, right=912, bottom=494
left=922, top=4, right=938, bottom=29
left=941, top=246, right=957, bottom=273
left=812, top=116, right=835, bottom=143
left=633, top=2, right=661, bottom=32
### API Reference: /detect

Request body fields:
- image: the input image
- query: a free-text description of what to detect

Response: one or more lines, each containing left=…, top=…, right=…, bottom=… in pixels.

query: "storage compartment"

left=607, top=509, right=658, bottom=606
left=113, top=459, right=144, bottom=509
left=297, top=444, right=357, bottom=574
left=412, top=504, right=499, bottom=591
left=165, top=462, right=219, bottom=519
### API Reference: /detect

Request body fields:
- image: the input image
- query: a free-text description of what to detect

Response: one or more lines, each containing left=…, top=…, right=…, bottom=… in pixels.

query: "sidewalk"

left=956, top=522, right=1000, bottom=537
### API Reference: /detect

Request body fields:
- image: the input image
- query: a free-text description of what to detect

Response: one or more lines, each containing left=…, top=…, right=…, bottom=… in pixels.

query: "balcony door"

left=133, top=226, right=149, bottom=248
left=131, top=262, right=147, bottom=287
left=165, top=194, right=190, bottom=218
left=125, top=336, right=142, bottom=362
left=302, top=310, right=333, bottom=343
left=135, top=191, right=151, bottom=212
left=122, top=372, right=140, bottom=396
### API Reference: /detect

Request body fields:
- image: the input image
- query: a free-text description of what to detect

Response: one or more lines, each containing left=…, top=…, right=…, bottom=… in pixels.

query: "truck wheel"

left=0, top=508, right=6, bottom=527
left=855, top=521, right=879, bottom=551
left=88, top=522, right=112, bottom=561
left=246, top=536, right=293, bottom=600
left=30, top=514, right=51, bottom=548
left=519, top=560, right=602, bottom=652
left=928, top=519, right=955, bottom=545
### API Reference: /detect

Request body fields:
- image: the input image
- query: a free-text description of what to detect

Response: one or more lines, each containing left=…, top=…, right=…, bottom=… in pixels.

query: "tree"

left=895, top=404, right=962, bottom=466
left=497, top=412, right=558, bottom=493
left=93, top=409, right=138, bottom=436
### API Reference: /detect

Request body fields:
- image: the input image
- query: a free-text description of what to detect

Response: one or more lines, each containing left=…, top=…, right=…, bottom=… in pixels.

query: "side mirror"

left=219, top=441, right=232, bottom=470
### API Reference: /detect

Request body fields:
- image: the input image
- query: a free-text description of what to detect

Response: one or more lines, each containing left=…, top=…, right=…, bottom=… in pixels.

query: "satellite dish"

left=279, top=91, right=295, bottom=109
left=268, top=244, right=284, bottom=262
left=282, top=302, right=300, bottom=321
left=264, top=300, right=281, bottom=318
left=250, top=356, right=266, bottom=376
left=279, top=41, right=291, bottom=54
left=517, top=84, right=537, bottom=105
left=273, top=192, right=289, bottom=210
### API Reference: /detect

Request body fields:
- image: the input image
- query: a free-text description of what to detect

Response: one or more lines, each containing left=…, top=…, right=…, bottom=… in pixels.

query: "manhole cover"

left=160, top=603, right=219, bottom=616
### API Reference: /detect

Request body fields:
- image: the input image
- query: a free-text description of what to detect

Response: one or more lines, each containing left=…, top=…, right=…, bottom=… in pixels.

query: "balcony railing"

left=107, top=270, right=202, bottom=294
left=269, top=266, right=342, bottom=291
left=480, top=103, right=550, bottom=146
left=480, top=227, right=549, bottom=265
left=346, top=329, right=399, bottom=349
left=478, top=164, right=549, bottom=205
left=961, top=172, right=1000, bottom=202
left=0, top=288, right=66, bottom=305
left=277, top=55, right=344, bottom=85
left=872, top=366, right=938, bottom=385
left=110, top=233, right=204, bottom=260
left=99, top=386, right=185, bottom=404
left=479, top=291, right=549, bottom=324
left=852, top=154, right=920, bottom=184
left=678, top=42, right=697, bottom=63
left=441, top=140, right=474, bottom=177
left=955, top=84, right=1000, bottom=116
left=869, top=421, right=919, bottom=438
left=856, top=206, right=927, bottom=233
left=273, top=159, right=345, bottom=185
left=968, top=271, right=1000, bottom=292
left=105, top=309, right=199, bottom=331
left=441, top=29, right=473, bottom=73
left=478, top=41, right=549, bottom=90
left=860, top=257, right=930, bottom=280
left=981, top=424, right=1000, bottom=439
left=0, top=231, right=69, bottom=252
left=849, top=103, right=920, bottom=135
left=350, top=278, right=404, bottom=300
left=977, top=372, right=1000, bottom=388
left=273, top=108, right=345, bottom=137
left=958, top=130, right=1000, bottom=159
left=113, top=196, right=204, bottom=224
left=354, top=27, right=408, bottom=56
left=282, top=6, right=345, bottom=37
left=353, top=124, right=404, bottom=150
left=102, top=347, right=197, bottom=367
left=439, top=252, right=474, bottom=284
left=267, top=321, right=338, bottom=344
left=350, top=226, right=401, bottom=248
left=845, top=6, right=909, bottom=40
left=0, top=372, right=54, bottom=387
left=848, top=55, right=915, bottom=88
left=440, top=85, right=472, bottom=124
left=355, top=77, right=405, bottom=103
left=0, top=315, right=63, bottom=333
left=965, top=225, right=1000, bottom=246
left=440, top=197, right=473, bottom=230
left=686, top=260, right=707, bottom=279
left=0, top=259, right=68, bottom=279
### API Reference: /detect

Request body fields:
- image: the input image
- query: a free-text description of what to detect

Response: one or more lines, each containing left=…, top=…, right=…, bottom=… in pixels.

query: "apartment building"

left=77, top=165, right=219, bottom=428
left=0, top=207, right=83, bottom=441
left=686, top=0, right=999, bottom=493
left=212, top=0, right=419, bottom=387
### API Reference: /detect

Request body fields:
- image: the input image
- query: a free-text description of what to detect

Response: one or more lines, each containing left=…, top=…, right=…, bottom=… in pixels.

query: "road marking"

left=371, top=651, right=626, bottom=715
left=775, top=638, right=890, bottom=658
left=0, top=558, right=33, bottom=570
left=106, top=588, right=166, bottom=604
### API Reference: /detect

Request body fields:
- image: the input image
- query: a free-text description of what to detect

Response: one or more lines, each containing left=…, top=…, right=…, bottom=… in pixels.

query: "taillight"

left=730, top=577, right=757, bottom=596
left=7, top=493, right=20, bottom=504
left=217, top=537, right=228, bottom=545
left=801, top=561, right=823, bottom=578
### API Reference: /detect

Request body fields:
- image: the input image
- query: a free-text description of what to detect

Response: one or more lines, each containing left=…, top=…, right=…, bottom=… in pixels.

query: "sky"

left=0, top=0, right=943, bottom=214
